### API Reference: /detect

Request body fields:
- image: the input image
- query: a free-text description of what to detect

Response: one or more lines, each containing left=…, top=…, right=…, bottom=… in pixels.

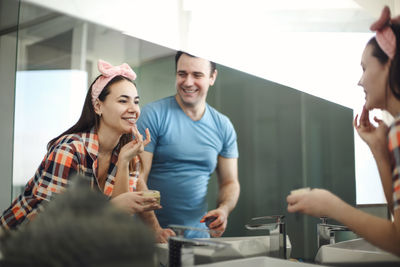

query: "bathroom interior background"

left=0, top=0, right=392, bottom=260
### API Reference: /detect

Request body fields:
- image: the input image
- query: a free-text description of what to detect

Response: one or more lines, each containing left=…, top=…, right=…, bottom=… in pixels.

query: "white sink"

left=197, top=256, right=325, bottom=267
left=155, top=235, right=291, bottom=266
left=207, top=235, right=292, bottom=259
left=315, top=238, right=400, bottom=264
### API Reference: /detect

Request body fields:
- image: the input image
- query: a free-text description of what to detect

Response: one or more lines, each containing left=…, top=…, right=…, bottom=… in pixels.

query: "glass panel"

left=13, top=2, right=87, bottom=198
left=0, top=0, right=19, bottom=211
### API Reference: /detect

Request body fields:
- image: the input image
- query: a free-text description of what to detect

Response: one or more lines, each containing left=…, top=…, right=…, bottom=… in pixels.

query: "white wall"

left=13, top=70, right=87, bottom=186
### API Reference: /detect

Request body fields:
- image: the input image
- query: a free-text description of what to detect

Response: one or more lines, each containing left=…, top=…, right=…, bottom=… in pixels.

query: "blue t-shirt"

left=137, top=96, right=238, bottom=238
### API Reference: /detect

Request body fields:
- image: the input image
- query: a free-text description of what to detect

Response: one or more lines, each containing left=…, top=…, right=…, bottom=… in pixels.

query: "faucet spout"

left=317, top=217, right=350, bottom=249
left=245, top=215, right=287, bottom=259
left=167, top=225, right=229, bottom=267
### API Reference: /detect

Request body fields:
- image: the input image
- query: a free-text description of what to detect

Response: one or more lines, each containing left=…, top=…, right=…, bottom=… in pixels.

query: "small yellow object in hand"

left=142, top=190, right=161, bottom=204
left=290, top=187, right=311, bottom=195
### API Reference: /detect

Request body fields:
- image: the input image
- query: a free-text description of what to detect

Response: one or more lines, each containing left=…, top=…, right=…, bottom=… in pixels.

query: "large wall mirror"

left=3, top=0, right=388, bottom=260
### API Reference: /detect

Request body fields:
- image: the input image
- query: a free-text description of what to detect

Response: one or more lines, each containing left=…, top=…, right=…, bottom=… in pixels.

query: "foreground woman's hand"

left=286, top=188, right=343, bottom=218
left=111, top=191, right=161, bottom=215
left=354, top=106, right=388, bottom=153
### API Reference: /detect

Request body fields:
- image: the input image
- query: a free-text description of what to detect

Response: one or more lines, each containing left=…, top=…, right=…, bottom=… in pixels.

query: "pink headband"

left=370, top=6, right=400, bottom=59
left=91, top=59, right=137, bottom=106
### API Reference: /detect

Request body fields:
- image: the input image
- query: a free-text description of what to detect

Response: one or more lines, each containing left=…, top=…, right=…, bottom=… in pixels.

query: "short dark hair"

left=367, top=23, right=400, bottom=100
left=175, top=51, right=217, bottom=76
left=0, top=176, right=155, bottom=267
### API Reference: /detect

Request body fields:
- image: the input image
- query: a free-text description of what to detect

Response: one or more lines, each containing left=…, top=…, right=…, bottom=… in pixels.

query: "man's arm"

left=216, top=156, right=240, bottom=215
left=137, top=151, right=175, bottom=242
left=202, top=156, right=240, bottom=237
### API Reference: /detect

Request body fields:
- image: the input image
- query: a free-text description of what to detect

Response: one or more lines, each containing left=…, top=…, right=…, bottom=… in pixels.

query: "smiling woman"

left=287, top=6, right=400, bottom=256
left=0, top=59, right=175, bottom=242
left=95, top=79, right=141, bottom=138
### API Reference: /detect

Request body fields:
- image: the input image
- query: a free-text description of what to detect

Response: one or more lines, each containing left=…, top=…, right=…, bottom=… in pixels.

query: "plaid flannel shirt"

left=388, top=116, right=400, bottom=210
left=0, top=128, right=140, bottom=229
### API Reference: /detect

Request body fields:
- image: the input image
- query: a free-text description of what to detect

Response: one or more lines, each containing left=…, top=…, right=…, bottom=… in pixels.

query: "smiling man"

left=137, top=51, right=240, bottom=238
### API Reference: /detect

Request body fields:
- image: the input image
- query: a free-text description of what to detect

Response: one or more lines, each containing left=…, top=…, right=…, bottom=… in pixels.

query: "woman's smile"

left=122, top=115, right=137, bottom=125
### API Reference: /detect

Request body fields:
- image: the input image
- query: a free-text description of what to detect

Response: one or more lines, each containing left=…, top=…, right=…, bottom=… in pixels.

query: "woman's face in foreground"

left=98, top=79, right=140, bottom=135
left=358, top=44, right=390, bottom=110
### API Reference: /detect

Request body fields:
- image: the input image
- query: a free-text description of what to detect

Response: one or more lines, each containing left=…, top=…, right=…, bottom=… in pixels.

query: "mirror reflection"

left=0, top=0, right=394, bottom=263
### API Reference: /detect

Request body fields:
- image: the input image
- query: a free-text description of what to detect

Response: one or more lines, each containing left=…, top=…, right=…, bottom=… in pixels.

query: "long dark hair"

left=47, top=75, right=135, bottom=150
left=368, top=23, right=400, bottom=100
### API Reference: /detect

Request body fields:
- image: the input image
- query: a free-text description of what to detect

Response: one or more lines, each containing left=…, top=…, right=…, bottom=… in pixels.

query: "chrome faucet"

left=167, top=224, right=229, bottom=267
left=245, top=215, right=287, bottom=259
left=317, top=217, right=350, bottom=249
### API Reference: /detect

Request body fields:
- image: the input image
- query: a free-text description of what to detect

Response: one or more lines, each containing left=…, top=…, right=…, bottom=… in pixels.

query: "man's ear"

left=93, top=99, right=102, bottom=116
left=209, top=69, right=218, bottom=86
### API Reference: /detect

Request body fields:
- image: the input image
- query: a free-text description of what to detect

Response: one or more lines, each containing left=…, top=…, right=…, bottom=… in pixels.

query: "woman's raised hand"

left=119, top=126, right=151, bottom=163
left=354, top=106, right=388, bottom=153
left=132, top=125, right=151, bottom=147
